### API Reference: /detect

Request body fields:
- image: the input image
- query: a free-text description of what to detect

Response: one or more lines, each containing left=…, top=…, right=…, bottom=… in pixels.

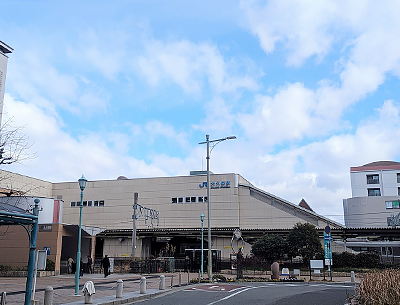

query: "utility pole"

left=132, top=192, right=138, bottom=258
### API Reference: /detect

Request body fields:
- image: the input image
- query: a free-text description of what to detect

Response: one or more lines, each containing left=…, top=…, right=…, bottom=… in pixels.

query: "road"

left=132, top=282, right=354, bottom=305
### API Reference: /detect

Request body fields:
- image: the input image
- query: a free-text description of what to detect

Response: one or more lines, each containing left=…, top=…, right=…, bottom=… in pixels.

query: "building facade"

left=0, top=170, right=343, bottom=273
left=343, top=161, right=400, bottom=228
left=0, top=40, right=13, bottom=126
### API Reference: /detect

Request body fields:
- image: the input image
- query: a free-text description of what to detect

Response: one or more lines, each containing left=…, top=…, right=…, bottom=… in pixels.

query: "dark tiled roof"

left=298, top=198, right=313, bottom=212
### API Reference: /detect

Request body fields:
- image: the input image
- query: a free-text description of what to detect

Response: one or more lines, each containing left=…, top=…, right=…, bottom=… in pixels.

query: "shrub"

left=46, top=259, right=55, bottom=271
left=0, top=265, right=13, bottom=272
left=212, top=274, right=227, bottom=282
left=353, top=269, right=400, bottom=305
left=332, top=252, right=380, bottom=269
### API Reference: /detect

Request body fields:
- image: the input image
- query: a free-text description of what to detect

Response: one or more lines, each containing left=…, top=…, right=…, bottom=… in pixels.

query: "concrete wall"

left=343, top=196, right=400, bottom=228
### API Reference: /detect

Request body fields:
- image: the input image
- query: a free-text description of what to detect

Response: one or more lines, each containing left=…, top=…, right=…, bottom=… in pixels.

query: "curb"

left=61, top=289, right=171, bottom=305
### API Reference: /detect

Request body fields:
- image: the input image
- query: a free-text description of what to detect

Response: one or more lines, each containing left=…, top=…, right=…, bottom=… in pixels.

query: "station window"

left=368, top=188, right=381, bottom=196
left=99, top=200, right=105, bottom=207
left=87, top=201, right=93, bottom=207
left=191, top=197, right=197, bottom=203
left=198, top=197, right=203, bottom=202
left=178, top=197, right=183, bottom=203
left=172, top=198, right=177, bottom=204
left=83, top=201, right=87, bottom=206
left=185, top=197, right=190, bottom=203
left=70, top=202, right=76, bottom=207
left=398, top=173, right=400, bottom=183
left=204, top=196, right=208, bottom=202
left=94, top=201, right=99, bottom=206
left=367, top=174, right=379, bottom=184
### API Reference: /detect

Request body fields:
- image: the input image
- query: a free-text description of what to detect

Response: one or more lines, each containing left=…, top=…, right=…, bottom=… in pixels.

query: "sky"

left=1, top=0, right=400, bottom=224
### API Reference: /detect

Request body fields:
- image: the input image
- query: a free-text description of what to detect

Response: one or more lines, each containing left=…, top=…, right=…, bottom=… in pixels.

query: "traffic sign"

left=324, top=225, right=331, bottom=234
left=324, top=236, right=333, bottom=241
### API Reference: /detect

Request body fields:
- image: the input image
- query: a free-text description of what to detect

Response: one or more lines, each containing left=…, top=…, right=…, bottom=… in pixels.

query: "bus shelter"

left=0, top=199, right=40, bottom=305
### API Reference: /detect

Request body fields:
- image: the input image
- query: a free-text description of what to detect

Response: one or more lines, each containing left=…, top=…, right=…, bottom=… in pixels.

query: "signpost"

left=323, top=225, right=333, bottom=281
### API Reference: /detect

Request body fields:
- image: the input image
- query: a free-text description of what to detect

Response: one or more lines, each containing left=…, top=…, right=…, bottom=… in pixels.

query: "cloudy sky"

left=1, top=0, right=400, bottom=224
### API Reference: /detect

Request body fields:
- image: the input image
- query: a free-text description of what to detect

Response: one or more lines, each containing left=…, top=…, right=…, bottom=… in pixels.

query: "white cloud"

left=135, top=39, right=260, bottom=95
left=237, top=82, right=331, bottom=146
left=144, top=120, right=189, bottom=148
left=7, top=48, right=108, bottom=118
left=1, top=94, right=169, bottom=182
left=242, top=0, right=400, bottom=122
left=233, top=99, right=400, bottom=223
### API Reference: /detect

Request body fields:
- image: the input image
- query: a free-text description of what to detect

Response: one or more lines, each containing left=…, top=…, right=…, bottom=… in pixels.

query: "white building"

left=343, top=161, right=400, bottom=228
left=0, top=40, right=13, bottom=126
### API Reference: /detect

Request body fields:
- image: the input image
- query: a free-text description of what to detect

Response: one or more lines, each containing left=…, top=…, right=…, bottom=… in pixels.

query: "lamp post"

left=199, top=134, right=236, bottom=279
left=75, top=175, right=87, bottom=295
left=200, top=213, right=204, bottom=277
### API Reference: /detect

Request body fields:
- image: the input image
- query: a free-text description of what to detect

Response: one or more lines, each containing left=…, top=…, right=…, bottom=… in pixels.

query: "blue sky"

left=1, top=0, right=400, bottom=224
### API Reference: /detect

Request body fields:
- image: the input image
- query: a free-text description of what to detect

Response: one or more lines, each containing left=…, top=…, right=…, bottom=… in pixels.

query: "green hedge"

left=332, top=252, right=380, bottom=269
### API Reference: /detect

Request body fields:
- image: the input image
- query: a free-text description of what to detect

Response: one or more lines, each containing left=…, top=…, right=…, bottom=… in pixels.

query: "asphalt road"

left=131, top=282, right=355, bottom=305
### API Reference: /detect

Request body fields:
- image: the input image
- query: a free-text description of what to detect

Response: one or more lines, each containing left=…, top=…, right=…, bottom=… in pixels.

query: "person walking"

left=87, top=255, right=93, bottom=274
left=80, top=259, right=84, bottom=277
left=67, top=256, right=74, bottom=274
left=101, top=255, right=110, bottom=277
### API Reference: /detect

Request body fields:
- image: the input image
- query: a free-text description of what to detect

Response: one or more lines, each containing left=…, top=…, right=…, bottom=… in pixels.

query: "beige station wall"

left=0, top=170, right=53, bottom=198
left=53, top=173, right=241, bottom=230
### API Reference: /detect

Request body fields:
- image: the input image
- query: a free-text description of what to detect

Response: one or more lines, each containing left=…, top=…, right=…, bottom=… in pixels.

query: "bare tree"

left=0, top=118, right=38, bottom=198
left=0, top=118, right=33, bottom=166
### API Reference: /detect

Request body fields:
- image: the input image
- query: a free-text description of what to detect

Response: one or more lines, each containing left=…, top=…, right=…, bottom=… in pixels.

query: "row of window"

left=171, top=196, right=208, bottom=204
left=368, top=187, right=400, bottom=197
left=367, top=173, right=400, bottom=185
left=386, top=201, right=400, bottom=209
left=70, top=200, right=105, bottom=207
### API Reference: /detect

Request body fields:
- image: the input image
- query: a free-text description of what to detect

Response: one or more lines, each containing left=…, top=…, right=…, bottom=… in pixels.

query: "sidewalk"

left=1, top=272, right=195, bottom=305
left=0, top=272, right=357, bottom=305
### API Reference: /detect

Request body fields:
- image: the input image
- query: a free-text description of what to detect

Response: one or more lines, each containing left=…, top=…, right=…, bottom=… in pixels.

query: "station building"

left=0, top=169, right=344, bottom=274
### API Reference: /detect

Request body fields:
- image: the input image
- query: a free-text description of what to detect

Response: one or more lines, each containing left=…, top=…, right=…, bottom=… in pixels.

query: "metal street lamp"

left=200, top=213, right=204, bottom=277
left=199, top=134, right=236, bottom=279
left=75, top=174, right=87, bottom=295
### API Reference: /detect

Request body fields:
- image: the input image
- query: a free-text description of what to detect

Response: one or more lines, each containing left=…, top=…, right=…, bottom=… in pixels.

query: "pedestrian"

left=67, top=256, right=74, bottom=274
left=102, top=255, right=110, bottom=277
left=87, top=255, right=93, bottom=274
left=80, top=259, right=84, bottom=277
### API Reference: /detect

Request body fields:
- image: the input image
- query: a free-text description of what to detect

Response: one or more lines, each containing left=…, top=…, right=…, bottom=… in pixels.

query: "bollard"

left=116, top=279, right=123, bottom=298
left=82, top=281, right=95, bottom=304
left=43, top=286, right=53, bottom=305
left=350, top=271, right=355, bottom=283
left=159, top=275, right=165, bottom=290
left=170, top=274, right=174, bottom=288
left=140, top=276, right=146, bottom=294
left=187, top=270, right=190, bottom=285
left=198, top=269, right=201, bottom=283
left=84, top=293, right=93, bottom=304
left=179, top=272, right=182, bottom=286
left=1, top=292, right=6, bottom=305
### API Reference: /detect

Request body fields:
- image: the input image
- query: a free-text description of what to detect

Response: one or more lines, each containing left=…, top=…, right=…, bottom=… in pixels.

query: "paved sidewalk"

left=1, top=272, right=194, bottom=305
left=0, top=272, right=357, bottom=305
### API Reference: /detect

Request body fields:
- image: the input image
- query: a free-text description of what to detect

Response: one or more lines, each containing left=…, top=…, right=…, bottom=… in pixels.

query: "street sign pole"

left=324, top=224, right=333, bottom=281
